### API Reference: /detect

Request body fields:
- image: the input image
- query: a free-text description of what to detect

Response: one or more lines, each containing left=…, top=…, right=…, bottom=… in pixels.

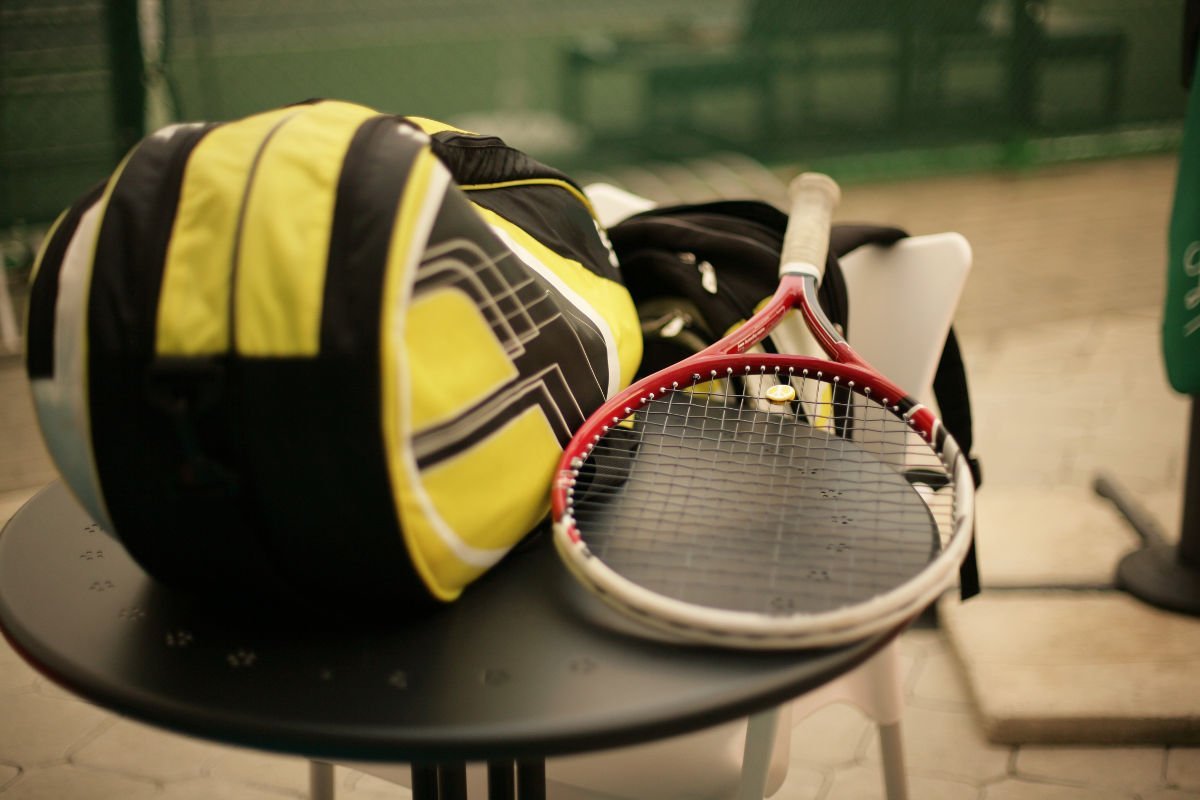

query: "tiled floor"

left=3, top=153, right=1200, bottom=798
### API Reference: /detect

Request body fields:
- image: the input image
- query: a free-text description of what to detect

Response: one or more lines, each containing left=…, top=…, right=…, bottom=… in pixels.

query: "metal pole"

left=104, top=0, right=147, bottom=161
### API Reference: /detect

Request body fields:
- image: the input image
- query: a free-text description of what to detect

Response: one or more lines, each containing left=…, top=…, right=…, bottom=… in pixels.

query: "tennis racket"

left=551, top=173, right=975, bottom=649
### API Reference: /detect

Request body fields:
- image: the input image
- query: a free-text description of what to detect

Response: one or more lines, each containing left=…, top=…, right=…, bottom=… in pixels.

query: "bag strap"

left=832, top=223, right=982, bottom=599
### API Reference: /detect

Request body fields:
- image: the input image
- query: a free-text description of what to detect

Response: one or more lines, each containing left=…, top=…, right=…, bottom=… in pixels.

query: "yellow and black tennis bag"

left=25, top=100, right=641, bottom=616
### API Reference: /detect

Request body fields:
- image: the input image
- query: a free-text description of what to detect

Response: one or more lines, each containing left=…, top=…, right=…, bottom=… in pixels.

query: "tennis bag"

left=607, top=201, right=982, bottom=598
left=25, top=100, right=642, bottom=617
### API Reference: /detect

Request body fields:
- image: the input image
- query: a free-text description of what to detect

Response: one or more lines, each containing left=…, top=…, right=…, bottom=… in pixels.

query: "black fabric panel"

left=610, top=206, right=783, bottom=330
left=466, top=183, right=622, bottom=285
left=25, top=181, right=106, bottom=379
left=87, top=123, right=216, bottom=359
left=238, top=358, right=439, bottom=616
left=644, top=199, right=788, bottom=230
left=424, top=128, right=578, bottom=187
left=422, top=126, right=621, bottom=281
left=933, top=331, right=975, bottom=471
left=609, top=202, right=850, bottom=341
left=830, top=224, right=908, bottom=258
left=89, top=355, right=313, bottom=615
left=320, top=115, right=416, bottom=355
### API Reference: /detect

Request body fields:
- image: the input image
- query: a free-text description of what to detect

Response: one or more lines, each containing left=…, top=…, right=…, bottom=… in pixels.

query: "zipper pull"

left=698, top=261, right=718, bottom=294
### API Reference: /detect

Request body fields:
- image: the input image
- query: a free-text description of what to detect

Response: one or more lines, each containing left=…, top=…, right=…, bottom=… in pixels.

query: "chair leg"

left=310, top=760, right=336, bottom=800
left=737, top=706, right=780, bottom=800
left=877, top=722, right=909, bottom=800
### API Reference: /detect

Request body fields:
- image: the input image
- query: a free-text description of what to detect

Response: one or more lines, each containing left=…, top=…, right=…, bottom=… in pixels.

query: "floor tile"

left=0, top=692, right=111, bottom=767
left=758, top=762, right=824, bottom=800
left=1013, top=745, right=1165, bottom=792
left=863, top=704, right=1009, bottom=784
left=941, top=592, right=1200, bottom=744
left=157, top=776, right=303, bottom=799
left=70, top=719, right=230, bottom=784
left=200, top=747, right=312, bottom=796
left=0, top=636, right=39, bottom=693
left=981, top=777, right=1133, bottom=799
left=971, top=486, right=1141, bottom=587
left=1168, top=748, right=1200, bottom=791
left=1, top=763, right=159, bottom=799
left=789, top=703, right=871, bottom=768
left=826, top=764, right=979, bottom=800
left=910, top=644, right=975, bottom=710
left=340, top=768, right=413, bottom=798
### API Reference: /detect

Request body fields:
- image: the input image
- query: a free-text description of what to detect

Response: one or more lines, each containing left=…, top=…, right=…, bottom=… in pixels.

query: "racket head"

left=552, top=352, right=975, bottom=649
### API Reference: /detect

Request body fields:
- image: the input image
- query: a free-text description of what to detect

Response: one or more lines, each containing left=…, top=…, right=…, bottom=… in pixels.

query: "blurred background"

left=0, top=0, right=1186, bottom=253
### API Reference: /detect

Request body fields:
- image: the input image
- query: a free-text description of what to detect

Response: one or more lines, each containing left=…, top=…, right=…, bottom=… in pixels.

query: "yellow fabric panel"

left=405, top=117, right=476, bottom=136
left=235, top=101, right=379, bottom=356
left=404, top=287, right=518, bottom=431
left=419, top=404, right=558, bottom=556
left=471, top=203, right=642, bottom=390
left=156, top=105, right=300, bottom=356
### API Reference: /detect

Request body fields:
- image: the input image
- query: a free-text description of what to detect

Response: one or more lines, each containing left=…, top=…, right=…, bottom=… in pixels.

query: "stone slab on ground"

left=940, top=591, right=1200, bottom=745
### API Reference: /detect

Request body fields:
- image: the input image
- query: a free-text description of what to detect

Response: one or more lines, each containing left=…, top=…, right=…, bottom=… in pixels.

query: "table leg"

left=516, top=759, right=546, bottom=800
left=438, top=763, right=467, bottom=800
left=488, top=760, right=516, bottom=800
left=737, top=707, right=780, bottom=800
left=309, top=760, right=335, bottom=800
left=411, top=763, right=438, bottom=800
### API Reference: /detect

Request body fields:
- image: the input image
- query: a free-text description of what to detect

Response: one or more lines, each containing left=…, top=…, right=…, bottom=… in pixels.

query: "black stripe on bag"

left=88, top=124, right=217, bottom=358
left=320, top=115, right=413, bottom=354
left=25, top=181, right=107, bottom=379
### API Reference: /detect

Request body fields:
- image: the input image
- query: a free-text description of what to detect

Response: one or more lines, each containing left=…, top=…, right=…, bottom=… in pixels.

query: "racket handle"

left=780, top=172, right=841, bottom=281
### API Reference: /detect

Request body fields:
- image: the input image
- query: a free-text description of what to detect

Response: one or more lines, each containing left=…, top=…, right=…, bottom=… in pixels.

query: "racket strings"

left=567, top=369, right=956, bottom=615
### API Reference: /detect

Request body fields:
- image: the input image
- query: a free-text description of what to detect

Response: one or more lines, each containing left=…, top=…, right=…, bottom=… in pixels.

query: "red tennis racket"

left=551, top=173, right=975, bottom=649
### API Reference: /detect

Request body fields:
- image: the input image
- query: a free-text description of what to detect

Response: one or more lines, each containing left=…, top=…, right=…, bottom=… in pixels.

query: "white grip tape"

left=780, top=172, right=841, bottom=281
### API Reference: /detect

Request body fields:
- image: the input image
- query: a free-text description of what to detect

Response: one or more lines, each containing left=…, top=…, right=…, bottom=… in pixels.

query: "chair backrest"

left=839, top=232, right=973, bottom=407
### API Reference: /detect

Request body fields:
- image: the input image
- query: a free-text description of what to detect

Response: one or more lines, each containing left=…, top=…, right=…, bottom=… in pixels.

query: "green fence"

left=0, top=0, right=1188, bottom=233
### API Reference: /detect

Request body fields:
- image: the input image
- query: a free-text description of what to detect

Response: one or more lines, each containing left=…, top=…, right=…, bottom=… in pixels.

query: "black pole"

left=104, top=0, right=146, bottom=162
left=1097, top=396, right=1200, bottom=615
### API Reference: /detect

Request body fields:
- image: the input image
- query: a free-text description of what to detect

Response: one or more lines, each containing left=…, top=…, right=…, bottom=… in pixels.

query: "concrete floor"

left=2, top=153, right=1199, bottom=798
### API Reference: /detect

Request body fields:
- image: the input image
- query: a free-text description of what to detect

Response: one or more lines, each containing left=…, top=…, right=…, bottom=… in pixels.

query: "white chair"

left=344, top=185, right=973, bottom=800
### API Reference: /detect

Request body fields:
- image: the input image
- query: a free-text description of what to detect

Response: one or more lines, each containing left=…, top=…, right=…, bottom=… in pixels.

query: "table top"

left=0, top=482, right=893, bottom=764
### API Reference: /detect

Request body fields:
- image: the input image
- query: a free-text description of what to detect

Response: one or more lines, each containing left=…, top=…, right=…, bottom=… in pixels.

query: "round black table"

left=0, top=482, right=895, bottom=800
